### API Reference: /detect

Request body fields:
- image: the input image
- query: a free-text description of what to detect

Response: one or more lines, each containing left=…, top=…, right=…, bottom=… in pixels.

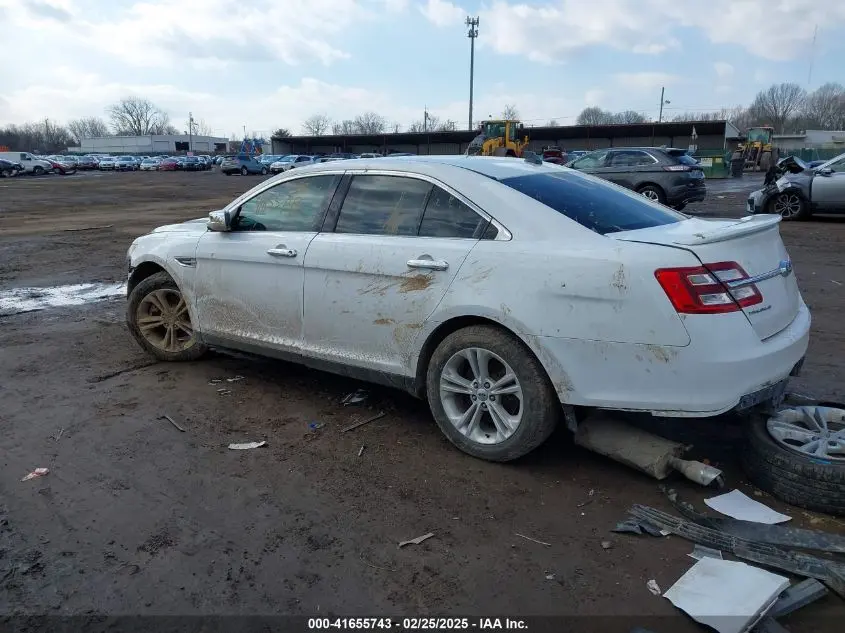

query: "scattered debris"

left=613, top=520, right=643, bottom=535
left=341, top=411, right=386, bottom=433
left=514, top=533, right=552, bottom=547
left=398, top=532, right=435, bottom=548
left=358, top=445, right=365, bottom=457
left=359, top=552, right=396, bottom=572
left=545, top=573, right=555, bottom=580
left=21, top=468, right=50, bottom=482
left=768, top=578, right=828, bottom=618
left=601, top=541, right=613, bottom=550
left=646, top=579, right=661, bottom=596
left=160, top=414, right=185, bottom=432
left=688, top=545, right=723, bottom=561
left=226, top=375, right=245, bottom=383
left=227, top=441, right=266, bottom=450
left=341, top=389, right=369, bottom=406
left=640, top=522, right=670, bottom=537
left=668, top=456, right=724, bottom=487
left=62, top=224, right=114, bottom=232
left=53, top=428, right=64, bottom=441
left=208, top=379, right=222, bottom=385
left=309, top=422, right=325, bottom=431
left=663, top=558, right=789, bottom=633
left=832, top=280, right=842, bottom=286
left=217, top=389, right=232, bottom=396
left=704, top=489, right=791, bottom=524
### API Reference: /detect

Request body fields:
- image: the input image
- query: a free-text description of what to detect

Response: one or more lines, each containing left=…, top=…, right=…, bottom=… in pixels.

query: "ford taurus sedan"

left=125, top=156, right=809, bottom=462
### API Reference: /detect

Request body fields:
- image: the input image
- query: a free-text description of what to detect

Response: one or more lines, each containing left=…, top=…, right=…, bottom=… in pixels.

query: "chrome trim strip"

left=726, top=259, right=792, bottom=289
left=174, top=256, right=197, bottom=268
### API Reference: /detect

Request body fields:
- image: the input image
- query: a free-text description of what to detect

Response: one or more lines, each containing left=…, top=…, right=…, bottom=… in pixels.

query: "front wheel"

left=637, top=184, right=665, bottom=204
left=770, top=191, right=810, bottom=220
left=33, top=166, right=45, bottom=176
left=126, top=272, right=208, bottom=362
left=261, top=167, right=268, bottom=175
left=426, top=325, right=559, bottom=462
left=240, top=166, right=248, bottom=176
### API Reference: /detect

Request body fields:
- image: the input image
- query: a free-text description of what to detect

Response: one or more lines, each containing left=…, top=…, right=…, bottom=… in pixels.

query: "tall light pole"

left=466, top=16, right=479, bottom=131
left=188, top=112, right=194, bottom=154
left=658, top=87, right=671, bottom=123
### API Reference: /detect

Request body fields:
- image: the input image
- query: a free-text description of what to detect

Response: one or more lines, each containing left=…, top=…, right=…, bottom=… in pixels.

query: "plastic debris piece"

left=663, top=557, right=789, bottom=633
left=309, top=422, right=325, bottom=431
left=341, top=389, right=369, bottom=406
left=227, top=441, right=266, bottom=450
left=647, top=579, right=661, bottom=596
left=688, top=545, right=723, bottom=561
left=398, top=532, right=434, bottom=548
left=341, top=411, right=386, bottom=433
left=545, top=573, right=555, bottom=580
left=704, top=490, right=791, bottom=524
left=601, top=541, right=612, bottom=550
left=768, top=578, right=828, bottom=618
left=640, top=521, right=668, bottom=537
left=613, top=520, right=643, bottom=535
left=217, top=388, right=232, bottom=396
left=514, top=533, right=552, bottom=547
left=358, top=445, right=365, bottom=457
left=226, top=375, right=245, bottom=382
left=161, top=414, right=185, bottom=432
left=208, top=379, right=222, bottom=385
left=21, top=468, right=49, bottom=482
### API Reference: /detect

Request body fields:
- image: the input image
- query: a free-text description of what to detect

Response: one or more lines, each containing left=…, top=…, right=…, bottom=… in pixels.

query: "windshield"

left=482, top=122, right=505, bottom=138
left=819, top=151, right=845, bottom=171
left=498, top=170, right=684, bottom=235
left=747, top=128, right=771, bottom=143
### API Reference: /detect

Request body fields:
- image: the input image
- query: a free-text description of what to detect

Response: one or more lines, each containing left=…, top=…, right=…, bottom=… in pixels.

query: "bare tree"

left=800, top=82, right=845, bottom=130
left=187, top=117, right=214, bottom=137
left=108, top=97, right=173, bottom=136
left=750, top=83, right=806, bottom=133
left=332, top=120, right=356, bottom=135
left=501, top=104, right=519, bottom=120
left=612, top=110, right=647, bottom=124
left=302, top=114, right=332, bottom=136
left=67, top=116, right=110, bottom=143
left=438, top=119, right=458, bottom=131
left=547, top=119, right=559, bottom=127
left=272, top=128, right=291, bottom=138
left=576, top=106, right=615, bottom=125
left=390, top=122, right=401, bottom=133
left=352, top=111, right=387, bottom=135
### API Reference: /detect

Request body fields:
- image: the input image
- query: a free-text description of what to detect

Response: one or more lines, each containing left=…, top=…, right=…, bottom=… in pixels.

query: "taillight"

left=655, top=261, right=762, bottom=314
left=663, top=165, right=691, bottom=171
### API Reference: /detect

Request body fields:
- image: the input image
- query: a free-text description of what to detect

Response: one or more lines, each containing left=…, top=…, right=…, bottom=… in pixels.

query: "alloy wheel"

left=439, top=347, right=524, bottom=445
left=136, top=289, right=195, bottom=353
left=773, top=193, right=803, bottom=219
left=766, top=406, right=845, bottom=461
left=641, top=189, right=660, bottom=201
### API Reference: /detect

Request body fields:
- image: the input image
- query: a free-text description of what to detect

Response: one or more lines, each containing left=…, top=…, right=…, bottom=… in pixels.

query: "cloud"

left=420, top=0, right=465, bottom=27
left=25, top=0, right=72, bottom=22
left=613, top=72, right=682, bottom=92
left=713, top=62, right=734, bottom=78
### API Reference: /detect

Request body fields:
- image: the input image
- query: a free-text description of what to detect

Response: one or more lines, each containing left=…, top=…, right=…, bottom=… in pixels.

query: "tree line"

left=0, top=97, right=213, bottom=153
left=573, top=82, right=845, bottom=133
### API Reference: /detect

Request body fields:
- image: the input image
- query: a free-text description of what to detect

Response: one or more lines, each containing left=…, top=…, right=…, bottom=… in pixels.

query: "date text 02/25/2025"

left=307, top=618, right=528, bottom=630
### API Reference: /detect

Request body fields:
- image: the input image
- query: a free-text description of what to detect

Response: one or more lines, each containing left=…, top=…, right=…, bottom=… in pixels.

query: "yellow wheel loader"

left=466, top=120, right=529, bottom=157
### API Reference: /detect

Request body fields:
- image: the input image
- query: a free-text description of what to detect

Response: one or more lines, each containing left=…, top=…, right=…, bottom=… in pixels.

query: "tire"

left=743, top=410, right=845, bottom=516
left=261, top=167, right=268, bottom=175
left=126, top=272, right=208, bottom=362
left=769, top=191, right=810, bottom=221
left=637, top=184, right=665, bottom=204
left=240, top=166, right=248, bottom=176
left=425, top=325, right=559, bottom=462
left=33, top=166, right=44, bottom=176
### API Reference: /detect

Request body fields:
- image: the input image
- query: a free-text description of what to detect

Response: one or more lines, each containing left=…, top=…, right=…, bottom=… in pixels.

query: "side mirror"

left=207, top=209, right=231, bottom=232
left=818, top=167, right=834, bottom=176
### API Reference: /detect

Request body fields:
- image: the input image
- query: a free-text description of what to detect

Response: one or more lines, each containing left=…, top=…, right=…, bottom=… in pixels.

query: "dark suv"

left=566, top=147, right=706, bottom=210
left=221, top=154, right=269, bottom=176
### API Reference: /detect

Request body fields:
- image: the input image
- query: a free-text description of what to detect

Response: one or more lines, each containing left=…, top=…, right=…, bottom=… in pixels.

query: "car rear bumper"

left=527, top=300, right=810, bottom=417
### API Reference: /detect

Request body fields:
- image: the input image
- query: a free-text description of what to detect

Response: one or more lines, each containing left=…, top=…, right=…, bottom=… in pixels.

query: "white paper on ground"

left=663, top=558, right=790, bottom=633
left=228, top=441, right=267, bottom=450
left=704, top=489, right=792, bottom=524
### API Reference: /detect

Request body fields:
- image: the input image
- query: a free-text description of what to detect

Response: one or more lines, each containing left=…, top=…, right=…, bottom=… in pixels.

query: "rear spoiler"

left=671, top=214, right=781, bottom=246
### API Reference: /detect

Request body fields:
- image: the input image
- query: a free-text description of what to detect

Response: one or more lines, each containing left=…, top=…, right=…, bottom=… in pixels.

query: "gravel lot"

left=1, top=170, right=844, bottom=630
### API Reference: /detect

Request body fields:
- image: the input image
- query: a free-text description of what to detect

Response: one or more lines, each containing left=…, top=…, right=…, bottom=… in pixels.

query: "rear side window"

left=335, top=175, right=432, bottom=236
left=674, top=154, right=699, bottom=166
left=498, top=170, right=684, bottom=235
left=419, top=186, right=488, bottom=238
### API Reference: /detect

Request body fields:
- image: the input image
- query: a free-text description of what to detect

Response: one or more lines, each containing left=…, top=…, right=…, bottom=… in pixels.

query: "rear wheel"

left=770, top=191, right=810, bottom=221
left=241, top=166, right=248, bottom=176
left=33, top=166, right=45, bottom=176
left=126, top=272, right=208, bottom=362
left=426, top=325, right=559, bottom=462
left=637, top=184, right=665, bottom=204
left=261, top=167, right=268, bottom=175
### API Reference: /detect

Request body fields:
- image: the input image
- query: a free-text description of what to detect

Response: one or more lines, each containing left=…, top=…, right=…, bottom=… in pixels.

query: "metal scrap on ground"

left=341, top=411, right=386, bottom=433
left=227, top=441, right=267, bottom=450
left=341, top=389, right=369, bottom=406
left=398, top=532, right=435, bottom=548
left=514, top=533, right=552, bottom=547
left=21, top=468, right=49, bottom=482
left=161, top=414, right=185, bottom=432
left=704, top=490, right=792, bottom=524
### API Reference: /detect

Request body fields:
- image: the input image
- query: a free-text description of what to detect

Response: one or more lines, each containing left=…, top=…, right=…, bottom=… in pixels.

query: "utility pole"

left=188, top=112, right=193, bottom=154
left=466, top=16, right=479, bottom=131
left=424, top=107, right=429, bottom=133
left=657, top=87, right=670, bottom=123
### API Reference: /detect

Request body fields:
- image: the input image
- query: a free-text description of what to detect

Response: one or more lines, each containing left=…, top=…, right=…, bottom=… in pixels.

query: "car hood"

left=150, top=217, right=209, bottom=234
left=777, top=155, right=810, bottom=174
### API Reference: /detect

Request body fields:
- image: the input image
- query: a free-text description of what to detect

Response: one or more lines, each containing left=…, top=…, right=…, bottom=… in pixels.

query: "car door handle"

left=407, top=258, right=449, bottom=271
left=267, top=247, right=297, bottom=257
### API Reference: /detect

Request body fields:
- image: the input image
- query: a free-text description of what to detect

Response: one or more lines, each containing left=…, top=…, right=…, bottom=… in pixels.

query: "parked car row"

left=0, top=151, right=79, bottom=176
left=97, top=155, right=216, bottom=172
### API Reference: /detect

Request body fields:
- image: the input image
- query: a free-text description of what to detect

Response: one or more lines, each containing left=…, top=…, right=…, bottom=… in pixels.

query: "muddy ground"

left=1, top=170, right=845, bottom=630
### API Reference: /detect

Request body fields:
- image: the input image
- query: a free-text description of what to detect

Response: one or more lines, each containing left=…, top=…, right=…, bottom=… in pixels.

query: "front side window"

left=498, top=170, right=684, bottom=235
left=234, top=175, right=341, bottom=232
left=419, top=186, right=487, bottom=238
left=335, top=175, right=432, bottom=236
left=823, top=155, right=845, bottom=173
left=570, top=150, right=609, bottom=169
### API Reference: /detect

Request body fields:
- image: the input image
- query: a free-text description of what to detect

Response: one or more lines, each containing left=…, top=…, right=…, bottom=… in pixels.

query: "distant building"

left=73, top=134, right=228, bottom=154
left=773, top=129, right=845, bottom=151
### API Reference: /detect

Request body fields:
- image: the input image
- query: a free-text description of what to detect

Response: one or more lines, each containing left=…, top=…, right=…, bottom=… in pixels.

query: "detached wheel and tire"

left=127, top=272, right=207, bottom=362
left=637, top=185, right=665, bottom=204
left=770, top=192, right=810, bottom=220
left=743, top=407, right=845, bottom=516
left=426, top=325, right=559, bottom=462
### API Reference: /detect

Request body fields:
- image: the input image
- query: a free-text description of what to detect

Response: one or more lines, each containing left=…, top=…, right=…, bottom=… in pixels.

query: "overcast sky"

left=1, top=0, right=842, bottom=137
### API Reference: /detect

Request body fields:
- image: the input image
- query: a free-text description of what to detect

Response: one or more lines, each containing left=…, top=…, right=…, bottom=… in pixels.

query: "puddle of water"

left=0, top=282, right=127, bottom=316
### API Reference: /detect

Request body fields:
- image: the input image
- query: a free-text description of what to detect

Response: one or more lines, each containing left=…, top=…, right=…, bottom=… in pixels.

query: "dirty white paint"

left=0, top=282, right=126, bottom=316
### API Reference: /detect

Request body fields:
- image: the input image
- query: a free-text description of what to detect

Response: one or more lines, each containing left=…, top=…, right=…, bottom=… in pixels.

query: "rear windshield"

left=498, top=170, right=684, bottom=235
left=674, top=154, right=699, bottom=166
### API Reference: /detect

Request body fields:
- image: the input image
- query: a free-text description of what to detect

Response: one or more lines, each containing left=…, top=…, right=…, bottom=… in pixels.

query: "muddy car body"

left=125, top=156, right=810, bottom=462
left=748, top=152, right=845, bottom=220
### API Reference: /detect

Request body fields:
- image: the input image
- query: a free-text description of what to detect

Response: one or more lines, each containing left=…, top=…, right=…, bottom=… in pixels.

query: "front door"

left=193, top=173, right=343, bottom=351
left=603, top=149, right=659, bottom=189
left=302, top=173, right=489, bottom=376
left=812, top=156, right=845, bottom=210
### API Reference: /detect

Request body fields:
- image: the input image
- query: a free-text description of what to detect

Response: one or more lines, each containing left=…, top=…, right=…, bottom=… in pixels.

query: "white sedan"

left=124, top=156, right=809, bottom=461
left=269, top=154, right=317, bottom=173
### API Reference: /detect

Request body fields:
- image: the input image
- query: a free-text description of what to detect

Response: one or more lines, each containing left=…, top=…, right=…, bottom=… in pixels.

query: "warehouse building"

left=272, top=120, right=740, bottom=157
left=72, top=134, right=228, bottom=155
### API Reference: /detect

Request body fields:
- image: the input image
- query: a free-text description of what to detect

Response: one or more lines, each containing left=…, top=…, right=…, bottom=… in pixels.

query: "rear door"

left=603, top=150, right=660, bottom=189
left=302, top=172, right=485, bottom=375
left=613, top=215, right=801, bottom=339
left=811, top=155, right=845, bottom=210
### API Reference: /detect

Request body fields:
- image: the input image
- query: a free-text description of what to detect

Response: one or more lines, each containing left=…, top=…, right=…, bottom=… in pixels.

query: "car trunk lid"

left=612, top=215, right=800, bottom=340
